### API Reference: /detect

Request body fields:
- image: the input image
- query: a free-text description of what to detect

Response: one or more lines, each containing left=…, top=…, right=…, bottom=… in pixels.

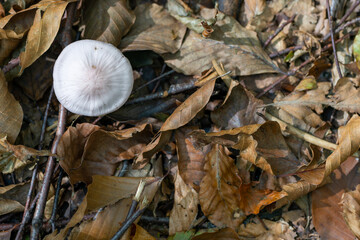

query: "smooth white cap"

left=53, top=40, right=134, bottom=116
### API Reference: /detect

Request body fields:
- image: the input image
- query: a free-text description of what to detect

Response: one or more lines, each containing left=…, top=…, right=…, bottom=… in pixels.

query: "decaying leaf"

left=342, top=184, right=360, bottom=239
left=0, top=71, right=23, bottom=143
left=83, top=0, right=135, bottom=46
left=0, top=137, right=51, bottom=174
left=58, top=123, right=153, bottom=185
left=169, top=169, right=198, bottom=235
left=163, top=9, right=278, bottom=76
left=120, top=3, right=186, bottom=54
left=333, top=77, right=360, bottom=113
left=0, top=182, right=29, bottom=215
left=192, top=228, right=241, bottom=240
left=160, top=79, right=216, bottom=132
left=175, top=127, right=208, bottom=192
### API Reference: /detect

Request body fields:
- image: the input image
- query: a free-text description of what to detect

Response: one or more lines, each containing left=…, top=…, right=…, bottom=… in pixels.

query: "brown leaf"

left=83, top=0, right=135, bottom=46
left=120, top=3, right=186, bottom=54
left=333, top=77, right=360, bottom=113
left=131, top=224, right=156, bottom=240
left=169, top=169, right=198, bottom=235
left=160, top=79, right=216, bottom=132
left=342, top=184, right=360, bottom=239
left=199, top=144, right=245, bottom=229
left=163, top=10, right=278, bottom=76
left=175, top=127, right=208, bottom=191
left=46, top=176, right=157, bottom=240
left=0, top=137, right=51, bottom=174
left=211, top=84, right=264, bottom=129
left=0, top=71, right=23, bottom=143
left=192, top=228, right=241, bottom=240
left=58, top=123, right=152, bottom=185
left=313, top=115, right=360, bottom=185
left=312, top=157, right=360, bottom=240
left=0, top=182, right=29, bottom=215
left=19, top=0, right=75, bottom=73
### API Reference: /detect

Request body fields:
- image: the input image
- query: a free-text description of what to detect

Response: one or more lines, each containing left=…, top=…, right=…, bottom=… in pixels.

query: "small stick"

left=256, top=58, right=313, bottom=98
left=322, top=0, right=360, bottom=42
left=50, top=168, right=64, bottom=232
left=263, top=15, right=296, bottom=48
left=269, top=45, right=303, bottom=58
left=135, top=70, right=175, bottom=92
left=333, top=17, right=360, bottom=35
left=2, top=57, right=20, bottom=74
left=125, top=180, right=146, bottom=220
left=326, top=0, right=343, bottom=78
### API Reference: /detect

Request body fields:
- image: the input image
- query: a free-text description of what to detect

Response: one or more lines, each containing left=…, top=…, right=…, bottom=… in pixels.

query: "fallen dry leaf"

left=175, top=127, right=208, bottom=192
left=163, top=9, right=278, bottom=76
left=169, top=169, right=198, bottom=235
left=58, top=123, right=152, bottom=185
left=0, top=71, right=23, bottom=143
left=160, top=79, right=216, bottom=132
left=120, top=3, right=186, bottom=54
left=82, top=0, right=135, bottom=46
left=312, top=157, right=360, bottom=240
left=342, top=184, right=360, bottom=239
left=333, top=77, right=360, bottom=113
left=192, top=228, right=241, bottom=240
left=0, top=182, right=29, bottom=215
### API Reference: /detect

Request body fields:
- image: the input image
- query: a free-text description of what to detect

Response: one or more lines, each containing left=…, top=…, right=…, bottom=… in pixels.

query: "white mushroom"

left=53, top=39, right=133, bottom=116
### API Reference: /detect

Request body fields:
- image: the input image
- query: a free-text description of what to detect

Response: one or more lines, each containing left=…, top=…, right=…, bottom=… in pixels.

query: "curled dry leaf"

left=163, top=9, right=278, bottom=76
left=175, top=127, right=208, bottom=191
left=120, top=3, right=186, bottom=54
left=342, top=184, right=360, bottom=239
left=199, top=144, right=285, bottom=229
left=58, top=123, right=153, bottom=185
left=0, top=182, right=29, bottom=215
left=169, top=169, right=198, bottom=235
left=0, top=71, right=23, bottom=143
left=0, top=137, right=51, bottom=174
left=46, top=176, right=158, bottom=240
left=19, top=0, right=75, bottom=74
left=313, top=115, right=360, bottom=185
left=83, top=0, right=135, bottom=46
left=211, top=84, right=264, bottom=129
left=312, top=157, right=360, bottom=240
left=160, top=79, right=216, bottom=132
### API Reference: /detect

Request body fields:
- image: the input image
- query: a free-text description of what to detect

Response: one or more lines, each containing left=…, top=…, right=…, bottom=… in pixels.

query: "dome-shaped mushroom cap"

left=53, top=40, right=133, bottom=116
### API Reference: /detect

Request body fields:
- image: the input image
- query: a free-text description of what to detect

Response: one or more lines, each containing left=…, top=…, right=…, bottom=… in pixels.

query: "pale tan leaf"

left=160, top=79, right=216, bottom=132
left=0, top=182, right=29, bottom=215
left=342, top=184, right=360, bottom=239
left=0, top=198, right=24, bottom=215
left=19, top=1, right=73, bottom=73
left=120, top=3, right=186, bottom=54
left=83, top=0, right=135, bottom=46
left=169, top=169, right=198, bottom=235
left=163, top=10, right=278, bottom=76
left=0, top=71, right=23, bottom=143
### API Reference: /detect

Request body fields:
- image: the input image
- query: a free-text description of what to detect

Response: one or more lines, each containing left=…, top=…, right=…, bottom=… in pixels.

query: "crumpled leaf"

left=313, top=115, right=360, bottom=185
left=120, top=3, right=186, bottom=54
left=83, top=0, right=135, bottom=46
left=211, top=84, right=264, bottom=129
left=192, top=228, right=240, bottom=240
left=333, top=77, right=360, bottom=113
left=0, top=71, right=23, bottom=143
left=0, top=137, right=51, bottom=174
left=160, top=79, right=216, bottom=132
left=199, top=144, right=285, bottom=229
left=342, top=184, right=360, bottom=239
left=46, top=176, right=159, bottom=240
left=169, top=169, right=198, bottom=235
left=19, top=0, right=75, bottom=74
left=163, top=9, right=278, bottom=76
left=175, top=127, right=208, bottom=192
left=58, top=123, right=153, bottom=185
left=312, top=157, right=360, bottom=240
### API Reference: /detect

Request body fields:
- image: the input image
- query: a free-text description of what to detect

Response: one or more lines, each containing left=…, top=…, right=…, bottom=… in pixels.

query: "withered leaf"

left=192, top=228, right=241, bottom=240
left=0, top=71, right=23, bottom=143
left=342, top=184, right=360, bottom=239
left=163, top=9, right=278, bottom=76
left=0, top=182, right=29, bottom=215
left=175, top=127, right=208, bottom=192
left=83, top=0, right=135, bottom=46
left=120, top=3, right=186, bottom=54
left=333, top=77, right=360, bottom=113
left=160, top=79, right=216, bottom=132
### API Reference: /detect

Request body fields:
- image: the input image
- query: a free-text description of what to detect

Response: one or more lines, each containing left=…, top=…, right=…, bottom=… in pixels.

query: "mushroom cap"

left=53, top=39, right=133, bottom=116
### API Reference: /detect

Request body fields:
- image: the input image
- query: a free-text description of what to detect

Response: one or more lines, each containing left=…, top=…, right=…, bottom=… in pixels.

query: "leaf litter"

left=1, top=0, right=360, bottom=239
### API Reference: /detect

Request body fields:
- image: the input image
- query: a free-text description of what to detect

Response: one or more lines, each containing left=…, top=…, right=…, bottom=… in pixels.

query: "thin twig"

left=263, top=15, right=296, bottom=48
left=135, top=70, right=175, bottom=92
left=333, top=17, right=360, bottom=35
left=50, top=168, right=64, bottom=232
left=322, top=0, right=360, bottom=42
left=269, top=45, right=303, bottom=58
left=326, top=0, right=343, bottom=78
left=16, top=88, right=54, bottom=240
left=2, top=57, right=20, bottom=74
left=256, top=57, right=313, bottom=98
